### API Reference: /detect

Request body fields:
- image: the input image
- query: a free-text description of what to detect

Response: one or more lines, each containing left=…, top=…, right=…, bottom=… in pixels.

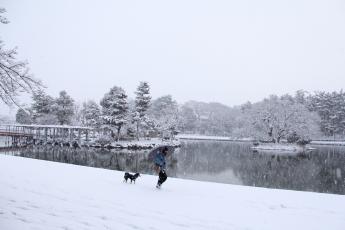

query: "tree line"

left=178, top=90, right=345, bottom=142
left=15, top=88, right=345, bottom=143
left=16, top=82, right=179, bottom=141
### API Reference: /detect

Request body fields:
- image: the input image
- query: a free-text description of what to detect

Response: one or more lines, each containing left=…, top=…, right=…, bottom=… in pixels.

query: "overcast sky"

left=1, top=0, right=345, bottom=116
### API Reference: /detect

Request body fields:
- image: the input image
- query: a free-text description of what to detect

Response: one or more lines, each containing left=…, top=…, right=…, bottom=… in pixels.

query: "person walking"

left=153, top=146, right=168, bottom=189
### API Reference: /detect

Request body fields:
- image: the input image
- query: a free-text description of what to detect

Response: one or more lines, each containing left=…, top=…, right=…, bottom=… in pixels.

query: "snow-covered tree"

left=15, top=108, right=32, bottom=124
left=70, top=103, right=83, bottom=126
left=178, top=101, right=237, bottom=135
left=308, top=90, right=345, bottom=138
left=178, top=105, right=197, bottom=132
left=100, top=86, right=129, bottom=141
left=35, top=114, right=59, bottom=125
left=80, top=100, right=101, bottom=127
left=294, top=90, right=309, bottom=105
left=149, top=95, right=179, bottom=139
left=0, top=8, right=42, bottom=106
left=134, top=82, right=151, bottom=140
left=55, top=90, right=75, bottom=125
left=248, top=95, right=321, bottom=143
left=31, top=90, right=55, bottom=123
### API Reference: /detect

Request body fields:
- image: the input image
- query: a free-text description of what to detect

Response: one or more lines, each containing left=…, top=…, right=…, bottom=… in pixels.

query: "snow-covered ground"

left=177, top=134, right=253, bottom=142
left=311, top=140, right=345, bottom=146
left=106, top=138, right=181, bottom=149
left=251, top=143, right=316, bottom=154
left=1, top=155, right=345, bottom=230
left=178, top=134, right=345, bottom=147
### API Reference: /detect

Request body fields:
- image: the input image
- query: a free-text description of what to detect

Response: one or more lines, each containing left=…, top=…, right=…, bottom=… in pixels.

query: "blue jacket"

left=154, top=151, right=166, bottom=169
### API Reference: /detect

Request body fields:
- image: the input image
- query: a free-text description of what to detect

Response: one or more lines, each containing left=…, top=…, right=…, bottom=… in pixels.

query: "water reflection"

left=2, top=140, right=345, bottom=195
left=7, top=146, right=178, bottom=177
left=176, top=141, right=345, bottom=194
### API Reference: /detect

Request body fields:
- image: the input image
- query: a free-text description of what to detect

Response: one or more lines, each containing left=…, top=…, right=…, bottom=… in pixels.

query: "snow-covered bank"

left=311, top=140, right=345, bottom=146
left=178, top=134, right=345, bottom=147
left=88, top=138, right=181, bottom=149
left=18, top=138, right=181, bottom=150
left=251, top=143, right=316, bottom=154
left=1, top=155, right=345, bottom=230
left=177, top=134, right=253, bottom=142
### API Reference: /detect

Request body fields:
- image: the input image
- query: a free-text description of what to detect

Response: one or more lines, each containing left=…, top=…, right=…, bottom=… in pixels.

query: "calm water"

left=2, top=139, right=345, bottom=195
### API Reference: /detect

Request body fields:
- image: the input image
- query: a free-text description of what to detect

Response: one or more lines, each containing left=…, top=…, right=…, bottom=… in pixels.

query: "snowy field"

left=0, top=155, right=345, bottom=230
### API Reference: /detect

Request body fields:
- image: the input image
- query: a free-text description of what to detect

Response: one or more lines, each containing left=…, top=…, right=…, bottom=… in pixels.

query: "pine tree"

left=308, top=90, right=345, bottom=138
left=15, top=108, right=32, bottom=124
left=100, top=86, right=129, bottom=141
left=31, top=90, right=55, bottom=122
left=55, top=91, right=75, bottom=125
left=81, top=100, right=101, bottom=127
left=134, top=82, right=151, bottom=140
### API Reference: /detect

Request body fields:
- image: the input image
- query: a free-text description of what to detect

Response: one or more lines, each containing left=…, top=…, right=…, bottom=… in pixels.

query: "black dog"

left=123, top=172, right=140, bottom=184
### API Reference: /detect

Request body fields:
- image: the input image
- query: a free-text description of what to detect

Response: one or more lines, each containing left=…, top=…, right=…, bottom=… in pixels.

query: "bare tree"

left=0, top=8, right=42, bottom=106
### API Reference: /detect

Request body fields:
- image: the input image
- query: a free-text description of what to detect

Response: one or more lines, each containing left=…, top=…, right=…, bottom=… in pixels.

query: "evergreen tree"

left=55, top=90, right=75, bottom=125
left=308, top=90, right=345, bottom=138
left=81, top=100, right=101, bottom=127
left=31, top=90, right=55, bottom=122
left=15, top=108, right=32, bottom=124
left=100, top=86, right=129, bottom=141
left=134, top=82, right=151, bottom=140
left=35, top=114, right=59, bottom=125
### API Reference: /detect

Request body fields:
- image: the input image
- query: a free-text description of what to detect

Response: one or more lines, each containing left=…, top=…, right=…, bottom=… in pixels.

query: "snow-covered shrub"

left=95, top=135, right=112, bottom=147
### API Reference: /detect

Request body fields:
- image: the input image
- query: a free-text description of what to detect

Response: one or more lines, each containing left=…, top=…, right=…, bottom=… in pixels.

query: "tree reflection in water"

left=14, top=146, right=178, bottom=177
left=5, top=140, right=345, bottom=195
left=176, top=141, right=345, bottom=195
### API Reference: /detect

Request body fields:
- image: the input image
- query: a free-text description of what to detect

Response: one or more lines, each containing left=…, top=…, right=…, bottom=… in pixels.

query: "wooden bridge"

left=0, top=124, right=93, bottom=147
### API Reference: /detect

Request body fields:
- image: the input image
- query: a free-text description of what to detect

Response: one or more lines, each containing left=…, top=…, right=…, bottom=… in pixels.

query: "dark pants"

left=158, top=170, right=167, bottom=185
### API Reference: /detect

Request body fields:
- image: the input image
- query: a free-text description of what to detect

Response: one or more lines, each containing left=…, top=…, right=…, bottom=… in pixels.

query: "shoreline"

left=0, top=136, right=181, bottom=150
left=178, top=134, right=345, bottom=146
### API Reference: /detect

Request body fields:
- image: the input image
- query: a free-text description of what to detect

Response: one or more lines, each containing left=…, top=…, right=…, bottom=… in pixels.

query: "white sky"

left=1, top=0, right=345, bottom=116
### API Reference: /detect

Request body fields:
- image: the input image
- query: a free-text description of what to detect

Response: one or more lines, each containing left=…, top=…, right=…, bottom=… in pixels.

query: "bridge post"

left=78, top=129, right=81, bottom=144
left=45, top=127, right=48, bottom=142
left=85, top=130, right=89, bottom=142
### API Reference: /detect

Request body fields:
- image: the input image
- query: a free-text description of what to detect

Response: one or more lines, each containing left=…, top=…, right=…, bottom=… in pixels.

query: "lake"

left=1, top=138, right=345, bottom=195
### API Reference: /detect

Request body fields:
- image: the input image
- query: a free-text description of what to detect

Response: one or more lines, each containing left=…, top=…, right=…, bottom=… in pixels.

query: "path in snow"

left=0, top=155, right=344, bottom=230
